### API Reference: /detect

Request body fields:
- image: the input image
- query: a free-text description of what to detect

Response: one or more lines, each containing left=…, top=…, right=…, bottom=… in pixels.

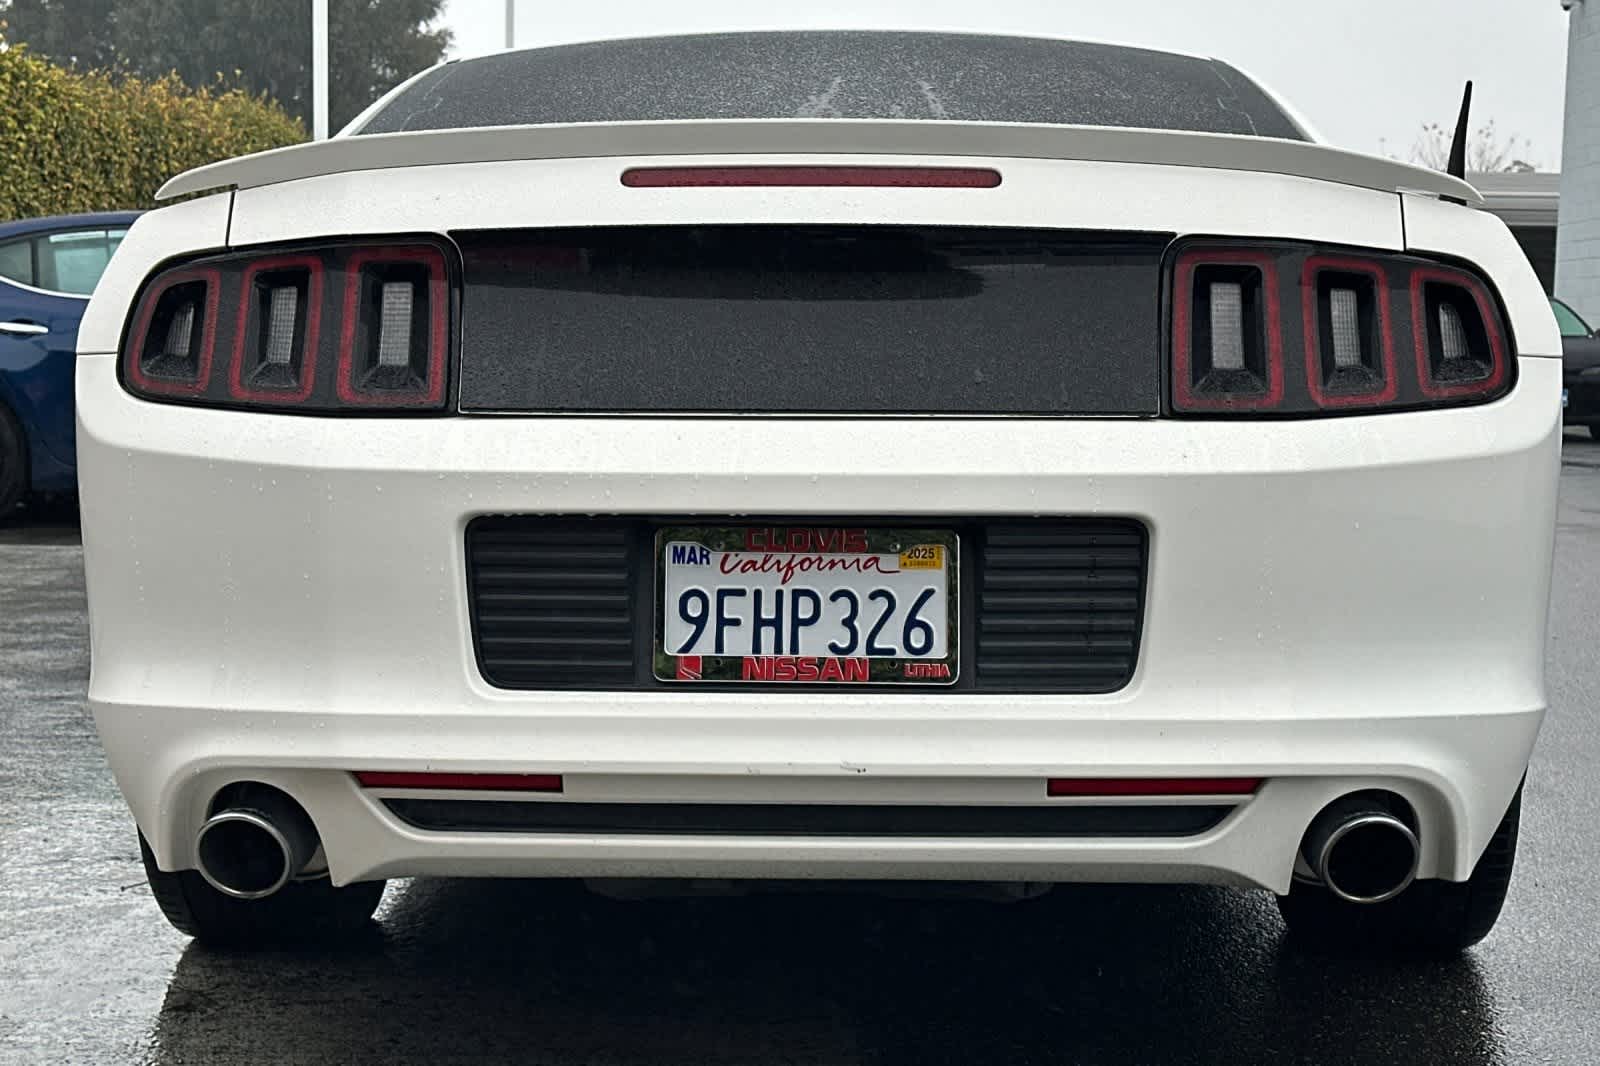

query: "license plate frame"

left=653, top=525, right=960, bottom=685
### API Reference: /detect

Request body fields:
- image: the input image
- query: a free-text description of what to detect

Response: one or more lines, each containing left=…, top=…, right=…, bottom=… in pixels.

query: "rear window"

left=359, top=31, right=1306, bottom=141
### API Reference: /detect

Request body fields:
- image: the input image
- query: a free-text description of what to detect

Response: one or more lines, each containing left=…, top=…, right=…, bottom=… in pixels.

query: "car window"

left=1552, top=298, right=1593, bottom=338
left=0, top=237, right=33, bottom=288
left=359, top=32, right=1307, bottom=140
left=34, top=228, right=129, bottom=296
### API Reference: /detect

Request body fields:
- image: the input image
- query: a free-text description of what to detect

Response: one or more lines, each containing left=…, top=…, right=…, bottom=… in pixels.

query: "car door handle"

left=0, top=320, right=50, bottom=336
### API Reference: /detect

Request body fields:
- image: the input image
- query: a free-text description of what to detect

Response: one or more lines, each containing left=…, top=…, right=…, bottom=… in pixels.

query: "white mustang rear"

left=77, top=32, right=1558, bottom=953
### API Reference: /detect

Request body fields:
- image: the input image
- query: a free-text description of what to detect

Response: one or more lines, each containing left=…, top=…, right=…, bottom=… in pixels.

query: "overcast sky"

left=437, top=0, right=1572, bottom=168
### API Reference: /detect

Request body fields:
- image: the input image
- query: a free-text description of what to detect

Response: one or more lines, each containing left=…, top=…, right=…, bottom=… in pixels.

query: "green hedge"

left=0, top=43, right=304, bottom=221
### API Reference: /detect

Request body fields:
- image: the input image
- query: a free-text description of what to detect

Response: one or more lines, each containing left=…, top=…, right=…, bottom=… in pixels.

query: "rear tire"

left=0, top=403, right=27, bottom=522
left=1277, top=786, right=1521, bottom=956
left=139, top=832, right=386, bottom=947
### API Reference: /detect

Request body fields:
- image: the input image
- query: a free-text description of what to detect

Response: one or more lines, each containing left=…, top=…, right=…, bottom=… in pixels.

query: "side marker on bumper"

left=354, top=772, right=563, bottom=792
left=1047, top=778, right=1263, bottom=797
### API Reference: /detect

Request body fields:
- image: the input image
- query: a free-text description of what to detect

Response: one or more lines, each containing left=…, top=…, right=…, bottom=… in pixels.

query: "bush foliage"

left=0, top=43, right=304, bottom=221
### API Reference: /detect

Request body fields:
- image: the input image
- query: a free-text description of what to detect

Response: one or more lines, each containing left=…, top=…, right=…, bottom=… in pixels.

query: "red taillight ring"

left=227, top=254, right=324, bottom=403
left=1301, top=255, right=1399, bottom=408
left=1171, top=248, right=1284, bottom=412
left=1409, top=265, right=1509, bottom=400
left=125, top=267, right=221, bottom=397
left=336, top=246, right=449, bottom=407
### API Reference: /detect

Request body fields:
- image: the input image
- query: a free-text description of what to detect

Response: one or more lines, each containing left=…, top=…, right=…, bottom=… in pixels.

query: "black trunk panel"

left=455, top=227, right=1165, bottom=415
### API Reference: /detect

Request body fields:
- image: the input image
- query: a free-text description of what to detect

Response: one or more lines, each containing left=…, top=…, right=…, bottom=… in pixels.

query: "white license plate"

left=654, top=526, right=959, bottom=684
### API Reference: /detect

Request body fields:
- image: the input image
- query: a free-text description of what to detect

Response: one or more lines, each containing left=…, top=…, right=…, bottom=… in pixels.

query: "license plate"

left=655, top=525, right=959, bottom=684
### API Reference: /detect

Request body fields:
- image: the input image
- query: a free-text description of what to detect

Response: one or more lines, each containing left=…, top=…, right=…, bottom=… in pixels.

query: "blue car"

left=0, top=211, right=141, bottom=516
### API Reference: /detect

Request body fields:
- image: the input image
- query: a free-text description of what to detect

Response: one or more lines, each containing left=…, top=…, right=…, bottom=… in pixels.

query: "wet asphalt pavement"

left=3, top=448, right=1600, bottom=1065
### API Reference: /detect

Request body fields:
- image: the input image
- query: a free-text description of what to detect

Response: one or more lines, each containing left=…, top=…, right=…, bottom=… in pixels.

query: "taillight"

left=1410, top=265, right=1510, bottom=400
left=126, top=267, right=221, bottom=397
left=1172, top=249, right=1283, bottom=412
left=229, top=254, right=322, bottom=403
left=337, top=247, right=449, bottom=407
left=1302, top=255, right=1398, bottom=408
left=121, top=240, right=453, bottom=413
left=1170, top=242, right=1513, bottom=416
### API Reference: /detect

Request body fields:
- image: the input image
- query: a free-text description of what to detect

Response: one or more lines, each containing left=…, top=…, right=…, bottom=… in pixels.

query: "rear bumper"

left=93, top=700, right=1542, bottom=893
left=77, top=353, right=1561, bottom=892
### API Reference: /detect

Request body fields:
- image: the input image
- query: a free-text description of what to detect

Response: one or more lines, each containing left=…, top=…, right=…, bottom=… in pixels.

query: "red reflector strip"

left=1047, top=778, right=1262, bottom=797
left=621, top=166, right=1002, bottom=189
left=354, top=772, right=563, bottom=792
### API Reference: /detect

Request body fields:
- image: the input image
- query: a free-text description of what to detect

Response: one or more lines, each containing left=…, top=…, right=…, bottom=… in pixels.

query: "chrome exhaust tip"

left=194, top=787, right=318, bottom=901
left=1302, top=797, right=1421, bottom=905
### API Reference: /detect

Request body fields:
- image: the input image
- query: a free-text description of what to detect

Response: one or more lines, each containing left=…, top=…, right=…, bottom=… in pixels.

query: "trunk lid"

left=159, top=118, right=1479, bottom=204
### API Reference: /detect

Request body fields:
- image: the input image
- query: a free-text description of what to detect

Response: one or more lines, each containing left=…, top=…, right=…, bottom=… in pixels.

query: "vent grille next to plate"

left=467, top=519, right=636, bottom=687
left=467, top=517, right=1147, bottom=692
left=976, top=522, right=1146, bottom=692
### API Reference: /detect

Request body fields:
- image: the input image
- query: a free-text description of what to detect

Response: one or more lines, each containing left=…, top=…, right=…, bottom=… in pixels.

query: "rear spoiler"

left=156, top=118, right=1482, bottom=205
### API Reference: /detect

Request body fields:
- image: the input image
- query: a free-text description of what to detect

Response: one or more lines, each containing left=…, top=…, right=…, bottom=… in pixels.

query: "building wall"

left=1558, top=0, right=1600, bottom=319
left=1514, top=227, right=1559, bottom=293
